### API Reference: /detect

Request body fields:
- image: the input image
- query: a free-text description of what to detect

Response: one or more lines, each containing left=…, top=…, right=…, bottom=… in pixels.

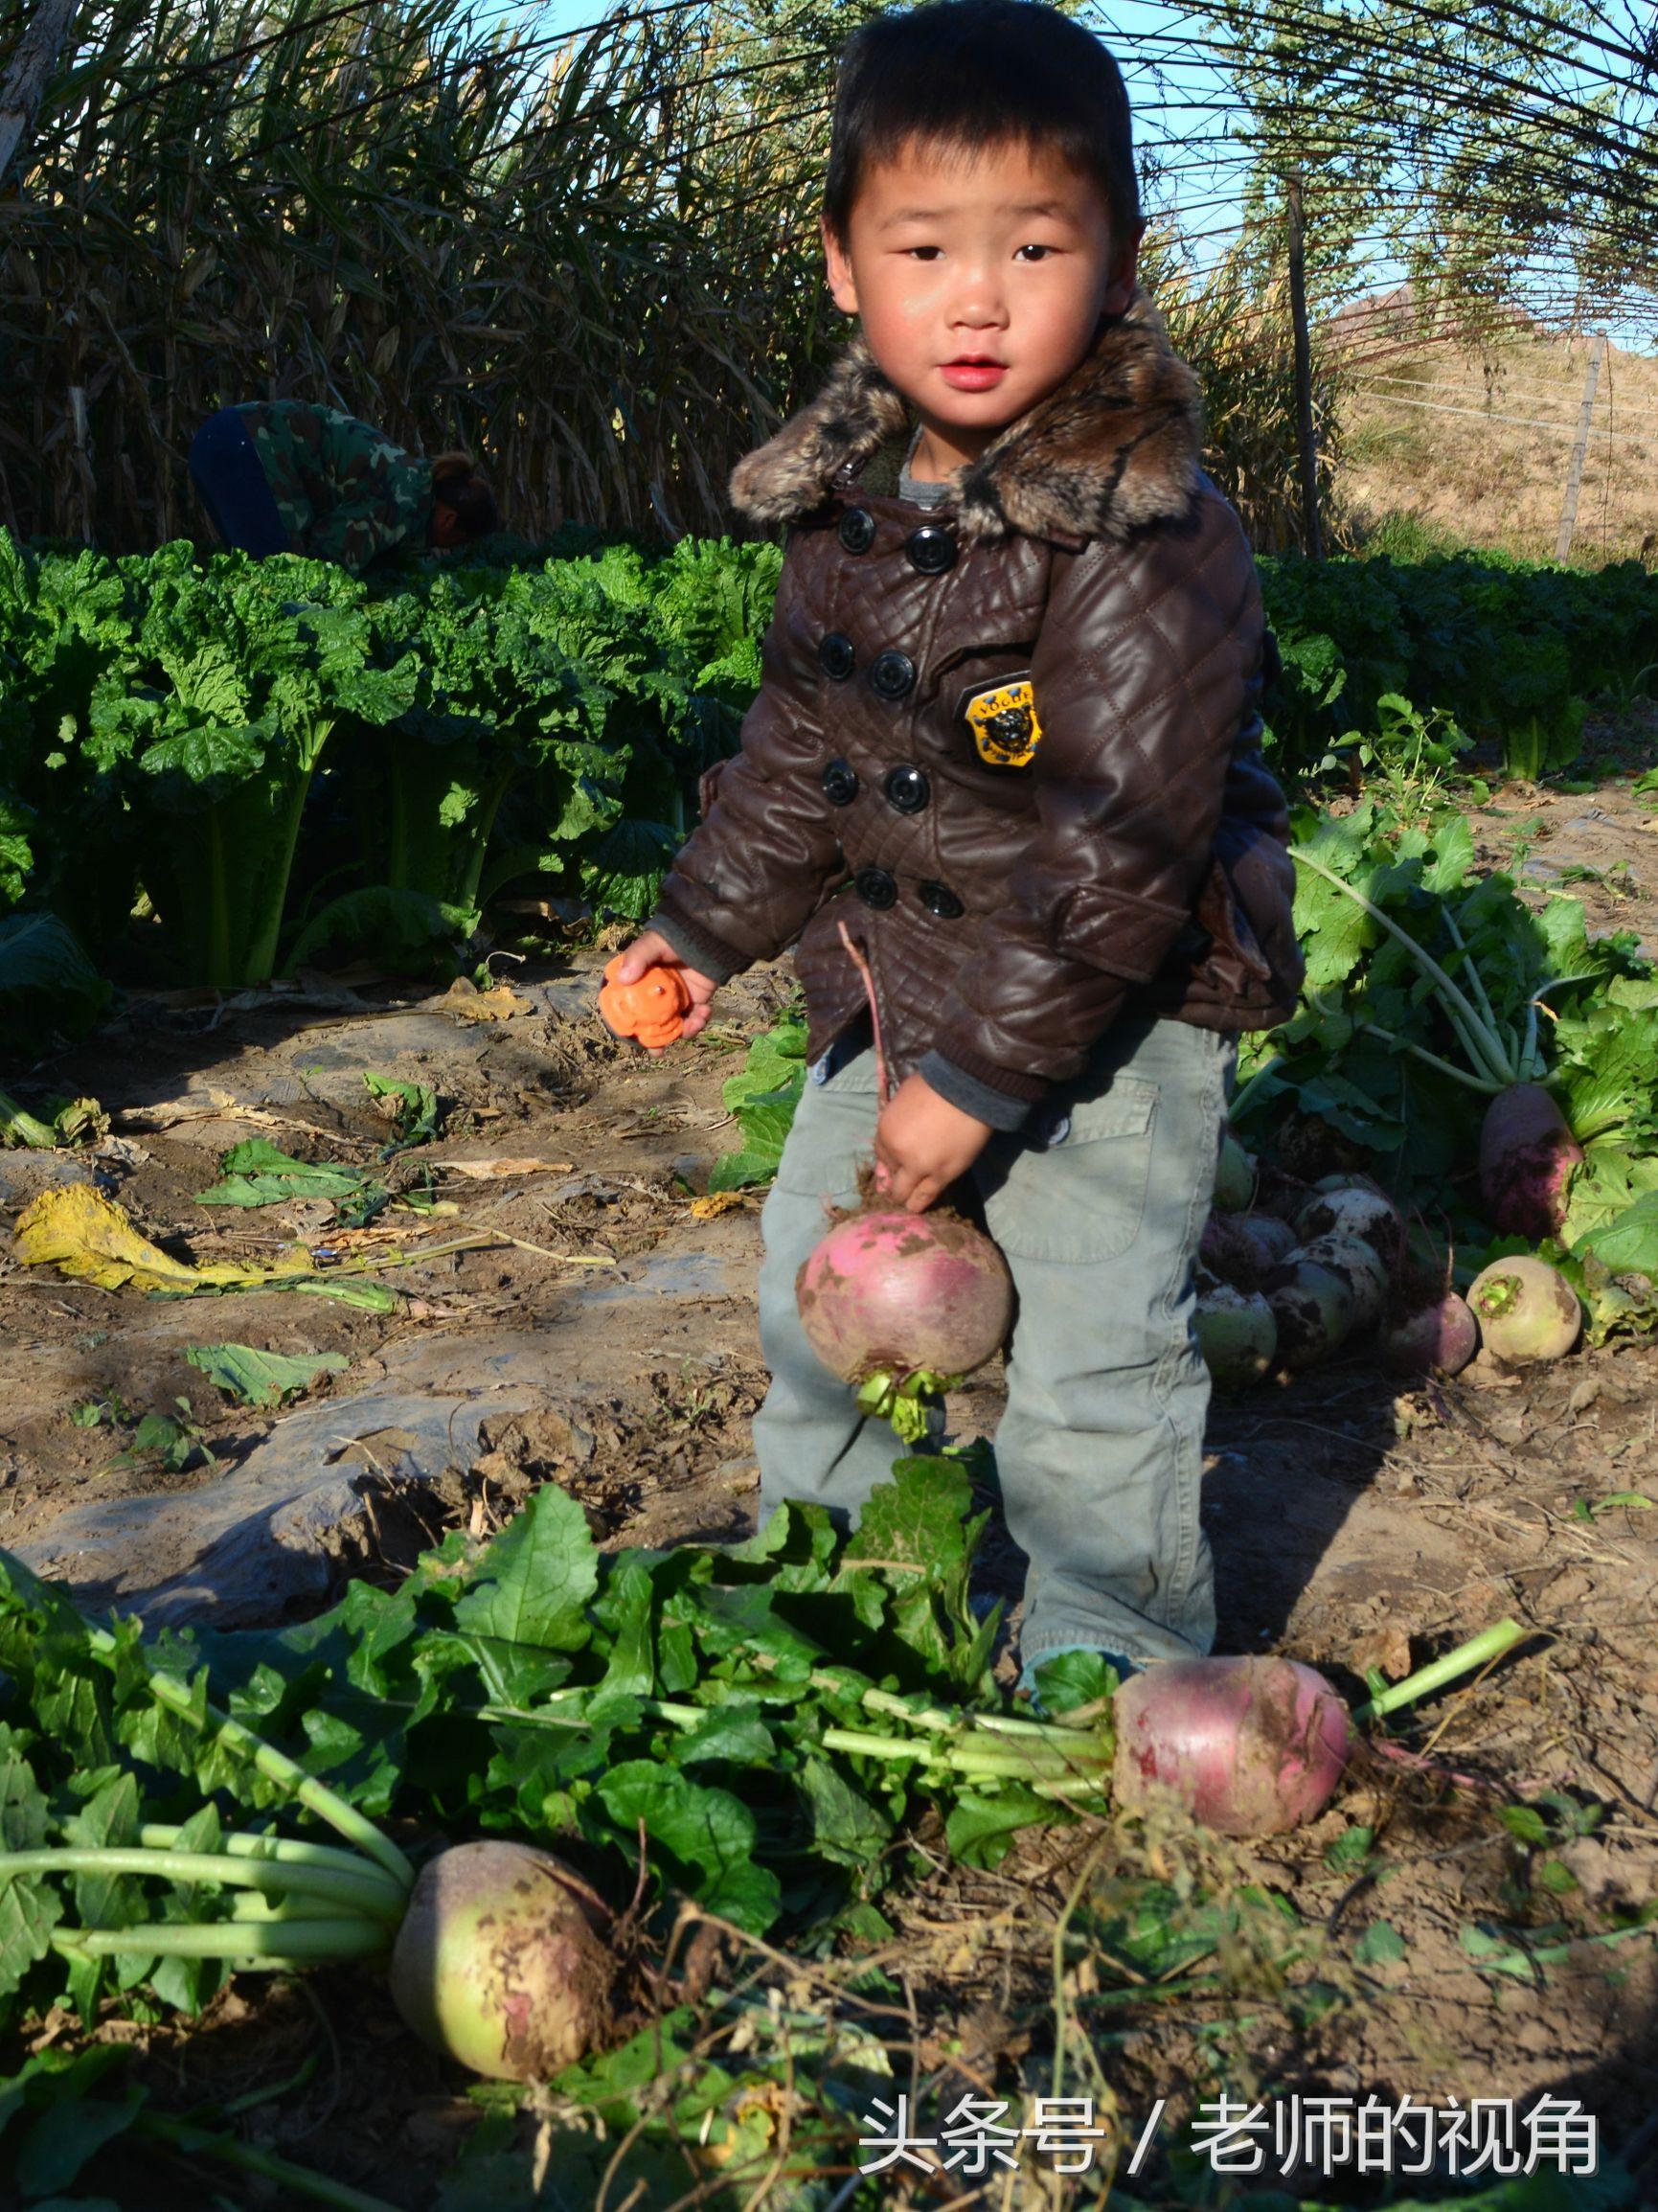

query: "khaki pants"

left=753, top=1014, right=1235, bottom=1675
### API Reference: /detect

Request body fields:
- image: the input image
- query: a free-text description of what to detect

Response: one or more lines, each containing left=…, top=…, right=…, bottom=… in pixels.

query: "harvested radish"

left=1261, top=1250, right=1356, bottom=1370
left=1201, top=1210, right=1296, bottom=1288
left=1294, top=1233, right=1389, bottom=1333
left=1467, top=1255, right=1580, bottom=1363
left=796, top=923, right=1012, bottom=1440
left=389, top=1841, right=617, bottom=2082
left=797, top=1208, right=1012, bottom=1439
left=1479, top=1084, right=1582, bottom=1240
left=1194, top=1282, right=1277, bottom=1387
left=1112, top=1657, right=1351, bottom=1836
left=1294, top=1183, right=1403, bottom=1268
left=1383, top=1290, right=1479, bottom=1377
left=1213, top=1132, right=1256, bottom=1212
left=599, top=955, right=691, bottom=1049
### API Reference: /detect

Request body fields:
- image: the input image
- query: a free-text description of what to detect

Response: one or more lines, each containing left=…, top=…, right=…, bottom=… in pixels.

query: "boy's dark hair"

left=823, top=0, right=1141, bottom=248
left=430, top=450, right=502, bottom=539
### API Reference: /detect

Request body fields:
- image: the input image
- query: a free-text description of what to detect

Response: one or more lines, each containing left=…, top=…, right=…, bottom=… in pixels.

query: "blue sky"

left=488, top=0, right=1653, bottom=349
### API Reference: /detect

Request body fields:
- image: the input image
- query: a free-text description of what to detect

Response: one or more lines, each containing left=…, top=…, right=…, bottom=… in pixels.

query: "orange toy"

left=599, top=954, right=692, bottom=1048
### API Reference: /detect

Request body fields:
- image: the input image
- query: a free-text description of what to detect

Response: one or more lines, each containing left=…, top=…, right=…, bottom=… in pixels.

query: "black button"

left=838, top=507, right=876, bottom=555
left=819, top=633, right=855, bottom=680
left=855, top=867, right=897, bottom=910
left=822, top=758, right=859, bottom=806
left=869, top=650, right=916, bottom=700
left=883, top=764, right=930, bottom=814
left=918, top=880, right=965, bottom=920
left=906, top=525, right=957, bottom=575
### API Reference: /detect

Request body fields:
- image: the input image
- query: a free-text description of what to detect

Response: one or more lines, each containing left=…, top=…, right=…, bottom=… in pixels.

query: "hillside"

left=1332, top=320, right=1658, bottom=568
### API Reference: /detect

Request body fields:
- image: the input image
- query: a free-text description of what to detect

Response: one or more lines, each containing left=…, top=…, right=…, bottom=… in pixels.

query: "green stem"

left=139, top=1826, right=400, bottom=1881
left=82, top=1632, right=415, bottom=1892
left=0, top=1846, right=403, bottom=1921
left=1226, top=1057, right=1283, bottom=1123
left=1352, top=1617, right=1528, bottom=1727
left=136, top=2109, right=405, bottom=2212
left=1291, top=849, right=1517, bottom=1086
left=52, top=1919, right=388, bottom=1963
left=1347, top=1012, right=1504, bottom=1094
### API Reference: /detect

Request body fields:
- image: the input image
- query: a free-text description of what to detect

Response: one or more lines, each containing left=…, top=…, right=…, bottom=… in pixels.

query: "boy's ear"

left=821, top=214, right=859, bottom=316
left=1101, top=220, right=1146, bottom=319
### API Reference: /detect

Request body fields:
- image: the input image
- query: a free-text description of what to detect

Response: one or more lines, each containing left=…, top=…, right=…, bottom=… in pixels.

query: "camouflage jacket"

left=238, top=401, right=433, bottom=570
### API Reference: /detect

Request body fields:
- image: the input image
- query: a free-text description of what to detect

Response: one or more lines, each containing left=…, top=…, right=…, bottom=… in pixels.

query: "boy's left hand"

left=874, top=1074, right=992, bottom=1213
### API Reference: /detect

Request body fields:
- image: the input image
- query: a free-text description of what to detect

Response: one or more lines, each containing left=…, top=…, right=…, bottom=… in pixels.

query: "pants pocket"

left=980, top=1074, right=1159, bottom=1264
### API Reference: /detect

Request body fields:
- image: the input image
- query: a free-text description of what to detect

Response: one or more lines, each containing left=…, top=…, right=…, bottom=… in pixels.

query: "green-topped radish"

left=1200, top=1212, right=1298, bottom=1288
left=1214, top=1132, right=1256, bottom=1212
left=1293, top=1233, right=1389, bottom=1334
left=1294, top=1183, right=1403, bottom=1269
left=1261, top=1249, right=1357, bottom=1370
left=1194, top=1282, right=1277, bottom=1386
left=389, top=1841, right=618, bottom=2081
left=1467, top=1255, right=1580, bottom=1363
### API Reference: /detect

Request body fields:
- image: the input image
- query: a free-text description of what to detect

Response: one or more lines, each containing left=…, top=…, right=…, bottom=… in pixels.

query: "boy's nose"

left=950, top=274, right=1009, bottom=329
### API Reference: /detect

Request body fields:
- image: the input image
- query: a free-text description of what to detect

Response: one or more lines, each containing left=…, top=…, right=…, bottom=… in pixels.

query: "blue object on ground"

left=189, top=408, right=289, bottom=556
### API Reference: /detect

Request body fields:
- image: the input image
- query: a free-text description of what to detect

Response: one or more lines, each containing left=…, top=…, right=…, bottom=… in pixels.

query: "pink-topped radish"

left=796, top=923, right=1012, bottom=1440
left=797, top=1208, right=1012, bottom=1437
left=1112, top=1657, right=1351, bottom=1836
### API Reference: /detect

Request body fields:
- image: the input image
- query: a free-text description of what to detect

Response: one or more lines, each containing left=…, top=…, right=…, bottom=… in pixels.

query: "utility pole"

left=1284, top=176, right=1324, bottom=561
left=1555, top=331, right=1606, bottom=564
left=0, top=0, right=79, bottom=190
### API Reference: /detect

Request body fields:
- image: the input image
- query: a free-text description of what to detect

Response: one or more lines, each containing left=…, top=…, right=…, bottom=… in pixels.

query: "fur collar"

left=728, top=289, right=1204, bottom=546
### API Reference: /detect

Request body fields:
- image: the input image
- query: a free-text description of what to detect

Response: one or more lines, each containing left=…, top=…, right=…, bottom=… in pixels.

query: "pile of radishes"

left=1195, top=1134, right=1582, bottom=1386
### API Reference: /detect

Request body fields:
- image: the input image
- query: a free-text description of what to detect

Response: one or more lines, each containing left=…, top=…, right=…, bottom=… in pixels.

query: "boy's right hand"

left=606, top=930, right=719, bottom=1051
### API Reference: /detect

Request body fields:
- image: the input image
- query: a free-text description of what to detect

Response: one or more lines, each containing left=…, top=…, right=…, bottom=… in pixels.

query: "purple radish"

left=1479, top=1085, right=1583, bottom=1240
left=1467, top=1255, right=1580, bottom=1363
left=1113, top=1657, right=1351, bottom=1836
left=1383, top=1291, right=1479, bottom=1377
left=1194, top=1282, right=1277, bottom=1387
left=1201, top=1211, right=1299, bottom=1288
left=797, top=1208, right=1011, bottom=1389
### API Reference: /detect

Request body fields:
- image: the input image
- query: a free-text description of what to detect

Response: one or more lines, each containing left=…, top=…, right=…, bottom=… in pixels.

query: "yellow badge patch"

left=964, top=679, right=1042, bottom=768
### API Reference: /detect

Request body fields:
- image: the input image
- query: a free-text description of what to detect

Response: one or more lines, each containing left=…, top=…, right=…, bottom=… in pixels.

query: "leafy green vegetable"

left=194, top=1139, right=370, bottom=1209
left=707, top=1019, right=808, bottom=1192
left=0, top=912, right=110, bottom=1057
left=182, top=1344, right=350, bottom=1410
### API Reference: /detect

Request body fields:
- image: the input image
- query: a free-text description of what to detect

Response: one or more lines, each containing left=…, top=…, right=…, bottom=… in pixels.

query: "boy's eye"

left=1016, top=243, right=1054, bottom=262
left=905, top=246, right=943, bottom=261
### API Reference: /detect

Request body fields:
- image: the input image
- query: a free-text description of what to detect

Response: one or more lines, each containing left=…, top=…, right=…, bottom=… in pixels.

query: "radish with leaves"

left=1290, top=847, right=1590, bottom=1235
left=796, top=925, right=1012, bottom=1440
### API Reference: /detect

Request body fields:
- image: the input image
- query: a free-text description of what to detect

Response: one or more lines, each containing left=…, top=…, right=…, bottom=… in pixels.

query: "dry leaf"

left=441, top=978, right=534, bottom=1021
left=1349, top=1624, right=1415, bottom=1682
left=13, top=1185, right=315, bottom=1294
left=690, top=1190, right=748, bottom=1219
left=432, top=1157, right=574, bottom=1180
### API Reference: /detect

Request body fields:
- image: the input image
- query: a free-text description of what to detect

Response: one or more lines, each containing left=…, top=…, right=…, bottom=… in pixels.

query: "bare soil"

left=7, top=767, right=1658, bottom=2206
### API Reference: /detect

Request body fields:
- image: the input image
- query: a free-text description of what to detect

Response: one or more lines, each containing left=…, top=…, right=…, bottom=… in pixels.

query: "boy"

left=611, top=0, right=1303, bottom=1694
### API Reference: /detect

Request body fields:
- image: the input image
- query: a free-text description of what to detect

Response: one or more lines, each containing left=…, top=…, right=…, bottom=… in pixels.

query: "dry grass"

left=0, top=0, right=1338, bottom=559
left=1335, top=329, right=1658, bottom=567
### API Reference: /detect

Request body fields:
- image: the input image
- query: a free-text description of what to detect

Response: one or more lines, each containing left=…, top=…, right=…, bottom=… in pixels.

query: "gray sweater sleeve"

left=918, top=1049, right=1033, bottom=1132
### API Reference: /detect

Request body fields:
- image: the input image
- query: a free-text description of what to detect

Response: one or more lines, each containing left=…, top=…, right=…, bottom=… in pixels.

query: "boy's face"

left=823, top=136, right=1141, bottom=468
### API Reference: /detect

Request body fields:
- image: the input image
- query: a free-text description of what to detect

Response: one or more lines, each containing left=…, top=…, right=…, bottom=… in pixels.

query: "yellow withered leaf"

left=13, top=1185, right=316, bottom=1295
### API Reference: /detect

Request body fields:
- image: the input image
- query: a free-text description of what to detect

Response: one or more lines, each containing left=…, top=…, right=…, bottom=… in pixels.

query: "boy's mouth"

left=940, top=357, right=1008, bottom=392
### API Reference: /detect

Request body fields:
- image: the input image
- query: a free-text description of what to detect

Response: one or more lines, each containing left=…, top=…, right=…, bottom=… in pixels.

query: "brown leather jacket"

left=651, top=292, right=1303, bottom=1127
